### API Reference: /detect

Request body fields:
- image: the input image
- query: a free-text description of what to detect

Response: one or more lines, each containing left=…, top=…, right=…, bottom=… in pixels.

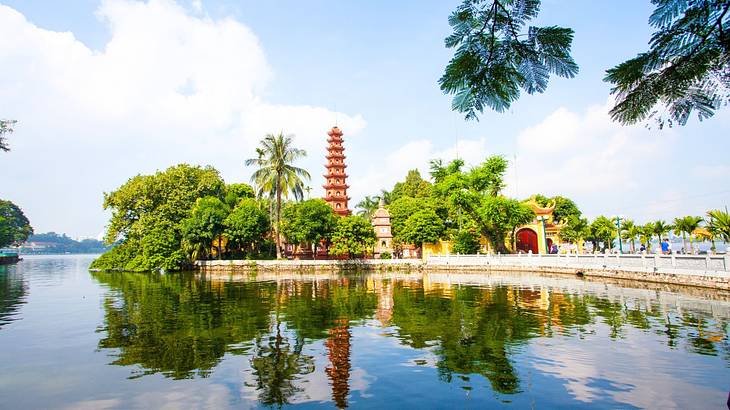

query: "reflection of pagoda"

left=323, top=127, right=351, bottom=216
left=325, top=319, right=351, bottom=409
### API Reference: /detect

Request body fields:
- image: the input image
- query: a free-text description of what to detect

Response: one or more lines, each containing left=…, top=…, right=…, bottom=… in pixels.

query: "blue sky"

left=1, top=0, right=728, bottom=239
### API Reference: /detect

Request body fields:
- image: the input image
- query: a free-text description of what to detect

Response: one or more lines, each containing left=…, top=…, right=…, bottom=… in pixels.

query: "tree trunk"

left=276, top=188, right=282, bottom=259
left=681, top=233, right=687, bottom=254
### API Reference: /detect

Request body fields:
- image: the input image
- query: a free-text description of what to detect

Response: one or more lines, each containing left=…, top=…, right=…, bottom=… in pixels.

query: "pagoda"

left=323, top=126, right=351, bottom=216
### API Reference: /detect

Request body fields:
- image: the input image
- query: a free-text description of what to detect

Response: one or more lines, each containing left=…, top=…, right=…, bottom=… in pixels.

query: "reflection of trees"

left=280, top=278, right=377, bottom=339
left=390, top=280, right=730, bottom=395
left=248, top=314, right=315, bottom=407
left=391, top=285, right=540, bottom=394
left=280, top=278, right=375, bottom=409
left=92, top=271, right=275, bottom=379
left=91, top=271, right=729, bottom=402
left=0, top=268, right=27, bottom=329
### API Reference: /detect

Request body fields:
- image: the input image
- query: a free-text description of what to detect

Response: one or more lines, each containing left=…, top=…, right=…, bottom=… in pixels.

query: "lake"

left=1, top=255, right=729, bottom=409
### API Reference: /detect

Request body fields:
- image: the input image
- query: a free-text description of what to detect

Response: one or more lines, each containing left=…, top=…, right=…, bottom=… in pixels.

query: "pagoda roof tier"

left=327, top=126, right=344, bottom=137
left=324, top=163, right=347, bottom=168
left=323, top=183, right=350, bottom=189
left=323, top=171, right=348, bottom=176
left=324, top=195, right=351, bottom=201
left=327, top=137, right=344, bottom=143
left=325, top=153, right=346, bottom=159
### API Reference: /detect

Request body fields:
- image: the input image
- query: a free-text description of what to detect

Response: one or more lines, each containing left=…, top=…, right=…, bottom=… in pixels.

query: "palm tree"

left=621, top=220, right=641, bottom=253
left=245, top=132, right=311, bottom=259
left=356, top=196, right=380, bottom=219
left=640, top=223, right=655, bottom=252
left=653, top=220, right=671, bottom=247
left=706, top=209, right=730, bottom=247
left=673, top=216, right=703, bottom=254
left=379, top=189, right=393, bottom=206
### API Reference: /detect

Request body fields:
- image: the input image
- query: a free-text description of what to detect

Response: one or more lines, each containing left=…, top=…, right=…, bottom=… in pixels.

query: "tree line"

left=91, top=133, right=378, bottom=272
left=0, top=199, right=32, bottom=250
left=358, top=165, right=730, bottom=255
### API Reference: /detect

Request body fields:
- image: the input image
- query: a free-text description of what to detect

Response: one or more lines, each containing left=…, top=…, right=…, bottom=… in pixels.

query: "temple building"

left=514, top=198, right=567, bottom=254
left=372, top=199, right=393, bottom=258
left=323, top=126, right=351, bottom=217
left=421, top=197, right=570, bottom=257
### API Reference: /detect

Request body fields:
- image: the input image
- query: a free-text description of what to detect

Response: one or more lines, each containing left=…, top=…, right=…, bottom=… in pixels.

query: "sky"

left=0, top=0, right=728, bottom=240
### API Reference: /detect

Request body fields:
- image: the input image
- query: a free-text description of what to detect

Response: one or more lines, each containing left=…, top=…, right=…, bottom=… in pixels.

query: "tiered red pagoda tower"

left=323, top=126, right=351, bottom=216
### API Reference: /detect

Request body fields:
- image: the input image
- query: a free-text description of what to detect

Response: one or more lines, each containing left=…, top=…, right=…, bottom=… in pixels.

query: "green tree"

left=390, top=169, right=432, bottom=202
left=378, top=189, right=393, bottom=206
left=452, top=230, right=481, bottom=254
left=621, top=220, right=643, bottom=253
left=673, top=215, right=703, bottom=253
left=533, top=194, right=582, bottom=223
left=558, top=215, right=589, bottom=246
left=429, top=158, right=465, bottom=183
left=653, top=220, right=672, bottom=244
left=706, top=209, right=730, bottom=242
left=640, top=222, right=656, bottom=252
left=355, top=196, right=380, bottom=219
left=224, top=183, right=255, bottom=208
left=281, top=199, right=337, bottom=259
left=440, top=0, right=578, bottom=120
left=605, top=0, right=730, bottom=127
left=587, top=216, right=617, bottom=252
left=246, top=132, right=311, bottom=259
left=224, top=198, right=270, bottom=257
left=387, top=196, right=431, bottom=241
left=181, top=197, right=230, bottom=260
left=0, top=200, right=33, bottom=248
left=433, top=157, right=533, bottom=253
left=92, top=164, right=225, bottom=272
left=0, top=120, right=17, bottom=153
left=400, top=209, right=444, bottom=252
left=329, top=216, right=377, bottom=258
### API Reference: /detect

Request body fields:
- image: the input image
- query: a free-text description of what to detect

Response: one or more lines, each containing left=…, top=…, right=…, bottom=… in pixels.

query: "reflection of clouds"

left=350, top=367, right=375, bottom=398
left=132, top=384, right=239, bottom=410
left=63, top=399, right=121, bottom=410
left=529, top=328, right=725, bottom=409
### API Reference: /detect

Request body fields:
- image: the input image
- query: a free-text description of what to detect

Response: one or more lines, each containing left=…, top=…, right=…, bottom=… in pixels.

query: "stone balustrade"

left=426, top=252, right=729, bottom=272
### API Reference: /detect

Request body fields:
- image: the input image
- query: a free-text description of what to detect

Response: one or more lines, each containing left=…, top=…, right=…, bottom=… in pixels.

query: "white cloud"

left=509, top=99, right=673, bottom=200
left=0, top=1, right=365, bottom=237
left=353, top=99, right=679, bottom=221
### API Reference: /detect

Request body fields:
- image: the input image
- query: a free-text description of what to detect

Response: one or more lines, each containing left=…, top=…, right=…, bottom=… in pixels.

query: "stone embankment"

left=195, top=253, right=730, bottom=290
left=427, top=254, right=730, bottom=290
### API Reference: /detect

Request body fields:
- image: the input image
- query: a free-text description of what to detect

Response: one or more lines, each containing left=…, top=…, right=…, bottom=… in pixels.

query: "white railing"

left=427, top=252, right=730, bottom=273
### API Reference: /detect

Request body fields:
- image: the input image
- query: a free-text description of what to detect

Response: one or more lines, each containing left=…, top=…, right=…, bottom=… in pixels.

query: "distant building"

left=322, top=126, right=351, bottom=217
left=372, top=200, right=393, bottom=258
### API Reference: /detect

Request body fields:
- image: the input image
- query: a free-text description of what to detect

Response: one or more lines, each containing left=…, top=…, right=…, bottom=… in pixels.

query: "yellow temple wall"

left=422, top=241, right=452, bottom=258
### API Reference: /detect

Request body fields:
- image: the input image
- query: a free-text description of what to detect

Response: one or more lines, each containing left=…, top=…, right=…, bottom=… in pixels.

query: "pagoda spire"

left=323, top=126, right=351, bottom=216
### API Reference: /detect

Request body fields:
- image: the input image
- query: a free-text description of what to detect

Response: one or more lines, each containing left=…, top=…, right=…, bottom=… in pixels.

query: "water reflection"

left=0, top=266, right=27, bottom=329
left=90, top=271, right=730, bottom=408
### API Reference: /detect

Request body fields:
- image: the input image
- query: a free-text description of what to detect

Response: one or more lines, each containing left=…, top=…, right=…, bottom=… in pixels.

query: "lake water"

left=1, top=255, right=729, bottom=409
